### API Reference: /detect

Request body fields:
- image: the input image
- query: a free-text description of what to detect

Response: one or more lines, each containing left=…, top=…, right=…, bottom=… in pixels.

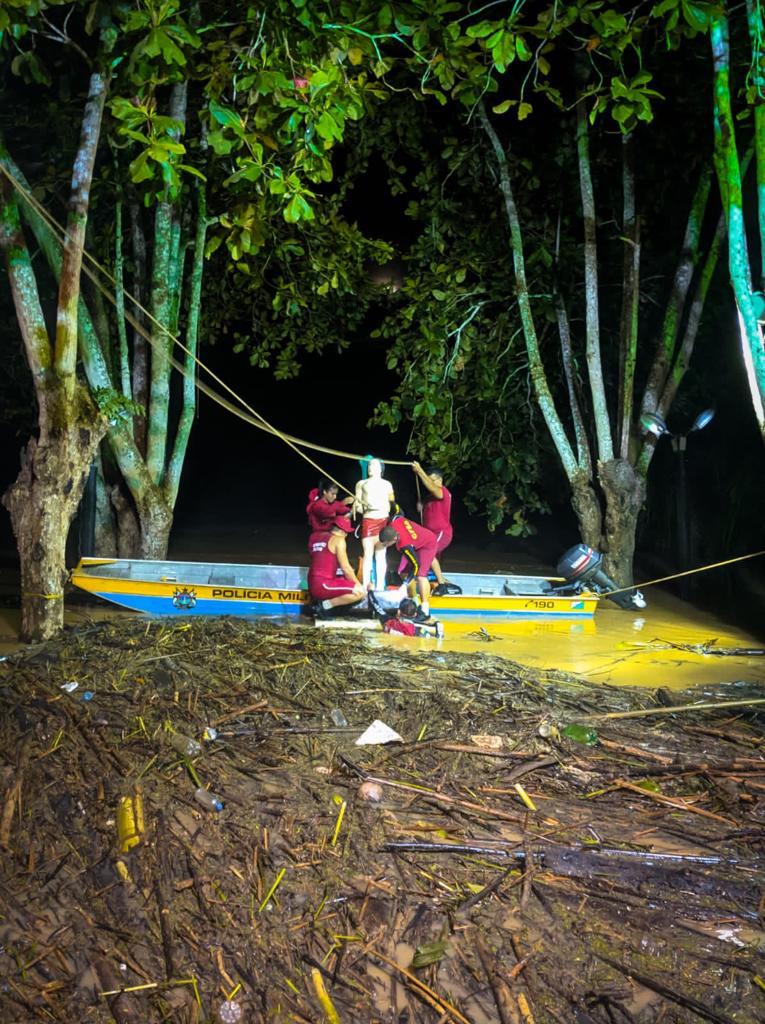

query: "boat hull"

left=70, top=558, right=598, bottom=620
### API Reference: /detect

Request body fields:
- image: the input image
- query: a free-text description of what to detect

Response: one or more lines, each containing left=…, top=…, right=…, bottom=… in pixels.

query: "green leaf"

left=209, top=101, right=241, bottom=129
left=431, top=288, right=447, bottom=300
left=128, top=150, right=153, bottom=183
left=377, top=3, right=393, bottom=30
left=155, top=28, right=186, bottom=65
left=652, top=0, right=679, bottom=15
left=491, top=31, right=515, bottom=72
left=517, top=102, right=533, bottom=120
left=178, top=164, right=207, bottom=181
left=316, top=111, right=342, bottom=141
left=204, top=234, right=223, bottom=258
left=681, top=1, right=711, bottom=32
left=611, top=103, right=634, bottom=127
left=412, top=941, right=449, bottom=968
left=636, top=779, right=663, bottom=793
left=207, top=130, right=236, bottom=155
left=466, top=20, right=499, bottom=38
left=492, top=99, right=514, bottom=115
left=515, top=36, right=532, bottom=61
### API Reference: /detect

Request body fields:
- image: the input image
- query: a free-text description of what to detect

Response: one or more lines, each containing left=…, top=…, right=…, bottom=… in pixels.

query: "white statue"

left=353, top=458, right=394, bottom=588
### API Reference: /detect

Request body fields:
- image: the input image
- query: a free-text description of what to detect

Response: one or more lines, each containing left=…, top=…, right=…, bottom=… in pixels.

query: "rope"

left=0, top=163, right=413, bottom=498
left=603, top=549, right=765, bottom=598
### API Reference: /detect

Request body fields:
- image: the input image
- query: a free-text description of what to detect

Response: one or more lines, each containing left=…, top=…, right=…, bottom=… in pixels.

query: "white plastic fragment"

left=354, top=720, right=403, bottom=746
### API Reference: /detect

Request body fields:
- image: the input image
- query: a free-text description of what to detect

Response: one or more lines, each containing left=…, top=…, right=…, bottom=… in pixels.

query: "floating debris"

left=0, top=617, right=763, bottom=1023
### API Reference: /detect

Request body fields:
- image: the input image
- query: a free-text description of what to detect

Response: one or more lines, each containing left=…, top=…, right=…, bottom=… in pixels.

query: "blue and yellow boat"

left=69, top=557, right=599, bottom=619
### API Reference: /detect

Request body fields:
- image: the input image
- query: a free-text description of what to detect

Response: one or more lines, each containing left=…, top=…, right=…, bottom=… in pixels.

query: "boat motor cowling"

left=556, top=544, right=646, bottom=610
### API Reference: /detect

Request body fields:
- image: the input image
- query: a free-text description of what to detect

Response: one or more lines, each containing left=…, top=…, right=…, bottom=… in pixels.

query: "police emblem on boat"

left=173, top=587, right=197, bottom=610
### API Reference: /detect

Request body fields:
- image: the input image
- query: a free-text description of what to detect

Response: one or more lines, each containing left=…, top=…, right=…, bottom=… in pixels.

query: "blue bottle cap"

left=81, top=691, right=95, bottom=701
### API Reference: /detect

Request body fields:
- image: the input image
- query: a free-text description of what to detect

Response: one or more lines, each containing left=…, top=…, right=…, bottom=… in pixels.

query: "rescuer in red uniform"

left=376, top=516, right=437, bottom=621
left=412, top=461, right=453, bottom=592
left=306, top=478, right=354, bottom=532
left=308, top=516, right=364, bottom=618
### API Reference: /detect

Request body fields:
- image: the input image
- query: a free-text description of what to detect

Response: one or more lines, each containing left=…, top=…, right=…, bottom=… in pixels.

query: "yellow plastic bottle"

left=117, top=792, right=145, bottom=853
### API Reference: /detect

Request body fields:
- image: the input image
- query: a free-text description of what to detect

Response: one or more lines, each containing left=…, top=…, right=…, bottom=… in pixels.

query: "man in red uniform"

left=308, top=516, right=365, bottom=619
left=306, top=478, right=354, bottom=532
left=412, top=461, right=453, bottom=592
left=377, top=516, right=437, bottom=620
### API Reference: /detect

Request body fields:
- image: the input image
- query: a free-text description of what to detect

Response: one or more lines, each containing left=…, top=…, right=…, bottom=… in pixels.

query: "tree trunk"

left=93, top=451, right=117, bottom=557
left=3, top=405, right=104, bottom=641
left=110, top=483, right=141, bottom=558
left=136, top=492, right=173, bottom=559
left=570, top=472, right=603, bottom=550
left=598, top=459, right=645, bottom=586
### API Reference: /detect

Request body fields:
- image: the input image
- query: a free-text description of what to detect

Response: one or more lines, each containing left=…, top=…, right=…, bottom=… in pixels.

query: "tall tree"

left=1, top=1, right=388, bottom=637
left=331, top=0, right=722, bottom=582
left=706, top=2, right=765, bottom=442
left=0, top=9, right=110, bottom=639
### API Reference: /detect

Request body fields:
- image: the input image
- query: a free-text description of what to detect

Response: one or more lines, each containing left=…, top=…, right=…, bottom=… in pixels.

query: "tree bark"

left=617, top=132, right=640, bottom=461
left=576, top=98, right=613, bottom=464
left=570, top=472, right=602, bottom=550
left=3, top=401, right=104, bottom=640
left=711, top=15, right=765, bottom=442
left=129, top=201, right=149, bottom=454
left=478, top=101, right=579, bottom=479
left=93, top=451, right=117, bottom=557
left=54, top=72, right=107, bottom=411
left=109, top=483, right=141, bottom=558
left=598, top=459, right=645, bottom=586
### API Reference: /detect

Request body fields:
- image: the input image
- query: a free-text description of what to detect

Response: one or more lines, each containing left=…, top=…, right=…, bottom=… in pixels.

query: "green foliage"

left=91, top=386, right=144, bottom=425
left=365, top=108, right=552, bottom=534
left=206, top=203, right=392, bottom=380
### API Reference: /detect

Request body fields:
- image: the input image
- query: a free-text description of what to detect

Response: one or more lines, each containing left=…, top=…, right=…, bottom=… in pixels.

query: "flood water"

left=374, top=588, right=765, bottom=691
left=2, top=585, right=762, bottom=692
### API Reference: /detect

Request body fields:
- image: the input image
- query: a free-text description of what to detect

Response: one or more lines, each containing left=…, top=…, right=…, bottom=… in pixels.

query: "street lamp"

left=640, top=408, right=715, bottom=597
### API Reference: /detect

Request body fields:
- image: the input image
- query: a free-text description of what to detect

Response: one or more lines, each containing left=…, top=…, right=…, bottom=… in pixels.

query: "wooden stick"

left=367, top=948, right=471, bottom=1024
left=614, top=779, right=736, bottom=825
left=588, top=697, right=765, bottom=720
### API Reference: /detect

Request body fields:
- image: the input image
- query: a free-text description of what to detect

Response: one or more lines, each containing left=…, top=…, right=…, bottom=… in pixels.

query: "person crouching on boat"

left=308, top=516, right=365, bottom=619
left=376, top=518, right=437, bottom=623
left=412, top=461, right=456, bottom=595
left=306, top=478, right=354, bottom=532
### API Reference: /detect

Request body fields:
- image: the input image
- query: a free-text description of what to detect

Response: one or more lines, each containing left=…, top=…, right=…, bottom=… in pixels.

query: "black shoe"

left=412, top=608, right=432, bottom=625
left=313, top=602, right=333, bottom=620
left=432, top=582, right=462, bottom=596
left=367, top=591, right=386, bottom=619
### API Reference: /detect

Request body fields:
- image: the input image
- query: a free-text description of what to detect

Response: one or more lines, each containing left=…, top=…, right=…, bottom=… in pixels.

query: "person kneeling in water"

left=308, top=516, right=365, bottom=619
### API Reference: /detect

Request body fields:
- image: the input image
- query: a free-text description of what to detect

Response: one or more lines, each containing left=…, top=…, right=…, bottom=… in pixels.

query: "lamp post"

left=641, top=408, right=715, bottom=599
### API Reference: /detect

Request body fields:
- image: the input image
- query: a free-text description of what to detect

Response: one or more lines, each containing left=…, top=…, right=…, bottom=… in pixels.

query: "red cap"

left=333, top=515, right=354, bottom=533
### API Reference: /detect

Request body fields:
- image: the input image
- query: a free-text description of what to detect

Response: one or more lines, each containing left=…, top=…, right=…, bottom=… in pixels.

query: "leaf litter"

left=0, top=616, right=763, bottom=1023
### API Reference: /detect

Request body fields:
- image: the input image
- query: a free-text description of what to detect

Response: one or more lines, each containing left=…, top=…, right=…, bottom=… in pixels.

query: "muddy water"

left=1, top=587, right=763, bottom=691
left=373, top=588, right=765, bottom=691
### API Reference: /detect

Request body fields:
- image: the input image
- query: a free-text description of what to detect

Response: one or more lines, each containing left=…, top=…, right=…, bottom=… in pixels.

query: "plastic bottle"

left=168, top=732, right=202, bottom=758
left=330, top=708, right=348, bottom=728
left=117, top=793, right=145, bottom=852
left=194, top=787, right=224, bottom=812
left=218, top=1000, right=242, bottom=1024
left=561, top=723, right=599, bottom=746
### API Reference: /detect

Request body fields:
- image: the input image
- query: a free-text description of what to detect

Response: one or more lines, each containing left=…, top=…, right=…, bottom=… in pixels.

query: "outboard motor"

left=556, top=544, right=646, bottom=610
